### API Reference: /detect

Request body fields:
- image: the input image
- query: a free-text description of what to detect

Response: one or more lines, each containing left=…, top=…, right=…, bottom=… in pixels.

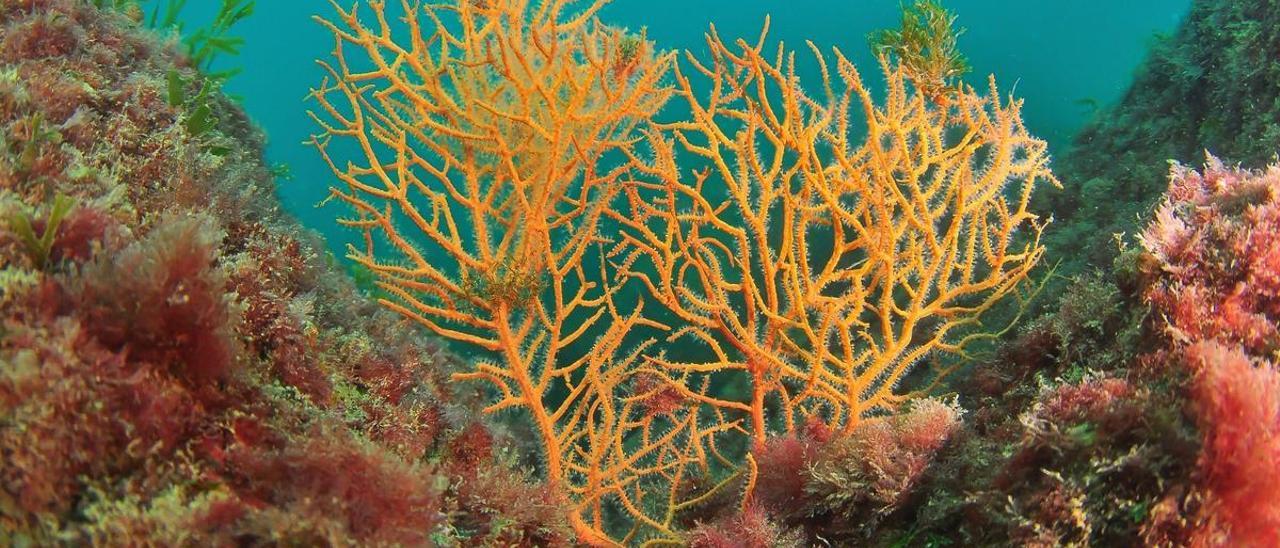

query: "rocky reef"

left=1043, top=0, right=1280, bottom=276
left=0, top=1, right=567, bottom=545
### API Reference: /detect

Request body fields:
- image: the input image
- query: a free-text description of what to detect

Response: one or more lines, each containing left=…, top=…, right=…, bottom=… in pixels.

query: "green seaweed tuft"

left=870, top=0, right=970, bottom=101
left=9, top=194, right=75, bottom=270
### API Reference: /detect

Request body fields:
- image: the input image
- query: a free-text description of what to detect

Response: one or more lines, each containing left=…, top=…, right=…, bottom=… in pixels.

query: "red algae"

left=1139, top=157, right=1280, bottom=545
left=1141, top=157, right=1280, bottom=355
left=75, top=213, right=238, bottom=382
left=1, top=1, right=1278, bottom=546
left=806, top=399, right=963, bottom=525
left=751, top=433, right=820, bottom=516
left=1185, top=341, right=1280, bottom=546
left=0, top=2, right=558, bottom=545
left=689, top=503, right=802, bottom=548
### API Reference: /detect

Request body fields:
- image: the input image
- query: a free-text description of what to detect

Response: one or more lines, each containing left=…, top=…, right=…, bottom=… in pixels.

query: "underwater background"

left=4, top=0, right=1280, bottom=546
left=178, top=0, right=1190, bottom=256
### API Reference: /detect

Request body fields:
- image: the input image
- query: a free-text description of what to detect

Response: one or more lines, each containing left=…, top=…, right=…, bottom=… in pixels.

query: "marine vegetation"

left=1043, top=0, right=1280, bottom=278
left=309, top=0, right=1056, bottom=543
left=1137, top=158, right=1280, bottom=545
left=93, top=0, right=255, bottom=83
left=0, top=1, right=573, bottom=545
left=870, top=0, right=970, bottom=103
left=2, top=0, right=1279, bottom=546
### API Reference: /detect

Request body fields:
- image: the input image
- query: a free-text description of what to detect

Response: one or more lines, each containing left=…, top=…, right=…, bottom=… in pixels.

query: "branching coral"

left=616, top=20, right=1058, bottom=440
left=309, top=0, right=739, bottom=543
left=312, top=1, right=1058, bottom=544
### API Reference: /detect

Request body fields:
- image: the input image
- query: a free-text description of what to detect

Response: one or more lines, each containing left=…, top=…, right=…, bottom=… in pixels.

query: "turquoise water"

left=179, top=1, right=1189, bottom=253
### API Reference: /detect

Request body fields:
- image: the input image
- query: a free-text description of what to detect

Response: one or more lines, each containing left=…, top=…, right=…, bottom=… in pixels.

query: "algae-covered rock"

left=1044, top=0, right=1280, bottom=275
left=0, top=2, right=567, bottom=545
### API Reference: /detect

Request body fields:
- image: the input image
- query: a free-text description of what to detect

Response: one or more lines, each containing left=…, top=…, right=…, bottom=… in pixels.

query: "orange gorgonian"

left=309, top=0, right=742, bottom=543
left=615, top=19, right=1058, bottom=441
left=312, top=1, right=1057, bottom=544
